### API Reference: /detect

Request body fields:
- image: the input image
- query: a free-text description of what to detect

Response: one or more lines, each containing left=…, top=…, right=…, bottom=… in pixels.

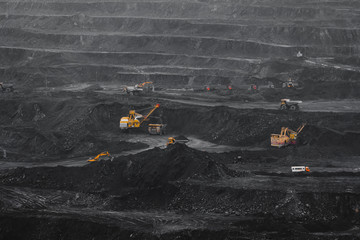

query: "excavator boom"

left=137, top=81, right=153, bottom=88
left=296, top=123, right=306, bottom=134
left=140, top=104, right=160, bottom=124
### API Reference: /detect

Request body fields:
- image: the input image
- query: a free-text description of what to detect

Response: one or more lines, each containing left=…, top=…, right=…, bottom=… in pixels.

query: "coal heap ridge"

left=300, top=125, right=360, bottom=153
left=0, top=144, right=237, bottom=194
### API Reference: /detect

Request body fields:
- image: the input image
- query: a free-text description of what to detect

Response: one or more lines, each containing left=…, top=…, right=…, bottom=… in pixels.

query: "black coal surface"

left=0, top=144, right=236, bottom=194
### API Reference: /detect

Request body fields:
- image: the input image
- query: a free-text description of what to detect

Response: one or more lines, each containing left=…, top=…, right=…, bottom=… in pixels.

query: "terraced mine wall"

left=0, top=0, right=359, bottom=96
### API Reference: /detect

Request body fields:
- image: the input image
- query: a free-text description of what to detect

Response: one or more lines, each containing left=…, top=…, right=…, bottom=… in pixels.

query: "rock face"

left=0, top=0, right=359, bottom=97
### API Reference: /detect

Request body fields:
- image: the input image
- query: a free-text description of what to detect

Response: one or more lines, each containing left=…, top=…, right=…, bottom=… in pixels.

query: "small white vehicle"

left=291, top=166, right=310, bottom=172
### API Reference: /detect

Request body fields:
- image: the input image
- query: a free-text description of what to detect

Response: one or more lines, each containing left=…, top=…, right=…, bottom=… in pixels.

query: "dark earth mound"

left=0, top=144, right=236, bottom=195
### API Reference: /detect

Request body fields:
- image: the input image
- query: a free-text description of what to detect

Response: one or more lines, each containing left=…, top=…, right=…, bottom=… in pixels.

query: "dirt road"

left=161, top=98, right=360, bottom=113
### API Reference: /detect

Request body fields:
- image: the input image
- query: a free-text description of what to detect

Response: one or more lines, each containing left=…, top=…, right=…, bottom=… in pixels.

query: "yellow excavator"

left=87, top=151, right=111, bottom=162
left=120, top=104, right=162, bottom=132
left=135, top=81, right=153, bottom=88
left=166, top=136, right=190, bottom=146
left=271, top=123, right=306, bottom=148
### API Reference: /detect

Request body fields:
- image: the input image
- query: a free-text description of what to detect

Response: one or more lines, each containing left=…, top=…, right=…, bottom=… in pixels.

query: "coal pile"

left=0, top=144, right=236, bottom=195
left=301, top=125, right=360, bottom=151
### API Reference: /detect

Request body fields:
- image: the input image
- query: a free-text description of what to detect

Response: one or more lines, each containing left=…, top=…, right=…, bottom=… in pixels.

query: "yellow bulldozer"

left=271, top=123, right=306, bottom=148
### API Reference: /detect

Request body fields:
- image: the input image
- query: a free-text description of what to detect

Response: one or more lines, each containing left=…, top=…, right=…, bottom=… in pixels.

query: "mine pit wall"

left=1, top=15, right=360, bottom=46
left=0, top=0, right=360, bottom=92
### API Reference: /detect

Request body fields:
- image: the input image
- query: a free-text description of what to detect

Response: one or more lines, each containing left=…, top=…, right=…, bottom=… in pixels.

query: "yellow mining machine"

left=135, top=81, right=153, bottom=89
left=87, top=151, right=112, bottom=162
left=282, top=78, right=295, bottom=88
left=120, top=104, right=165, bottom=134
left=271, top=123, right=306, bottom=148
left=166, top=136, right=190, bottom=146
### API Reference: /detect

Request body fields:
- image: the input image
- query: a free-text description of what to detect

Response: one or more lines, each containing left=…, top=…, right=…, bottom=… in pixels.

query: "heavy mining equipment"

left=148, top=123, right=166, bottom=135
left=167, top=136, right=190, bottom=146
left=124, top=81, right=154, bottom=95
left=291, top=166, right=310, bottom=172
left=135, top=81, right=153, bottom=89
left=120, top=104, right=160, bottom=131
left=0, top=82, right=14, bottom=92
left=282, top=78, right=295, bottom=88
left=280, top=99, right=302, bottom=111
left=87, top=151, right=112, bottom=162
left=271, top=123, right=306, bottom=148
left=249, top=84, right=258, bottom=93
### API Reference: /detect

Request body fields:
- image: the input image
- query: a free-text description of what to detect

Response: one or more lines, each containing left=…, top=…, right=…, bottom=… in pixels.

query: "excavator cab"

left=120, top=110, right=141, bottom=129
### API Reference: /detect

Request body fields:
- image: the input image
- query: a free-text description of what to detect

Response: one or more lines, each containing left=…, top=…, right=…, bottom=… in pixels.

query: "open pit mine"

left=1, top=0, right=360, bottom=239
